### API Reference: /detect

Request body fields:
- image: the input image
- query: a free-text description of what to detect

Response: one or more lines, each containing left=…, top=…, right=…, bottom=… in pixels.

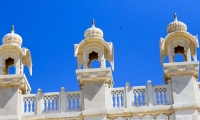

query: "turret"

left=0, top=26, right=32, bottom=116
left=74, top=20, right=114, bottom=120
left=160, top=14, right=199, bottom=119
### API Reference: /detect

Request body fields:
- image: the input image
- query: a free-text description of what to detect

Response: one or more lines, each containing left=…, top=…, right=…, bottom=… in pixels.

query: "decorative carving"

left=163, top=62, right=199, bottom=81
left=90, top=72, right=98, bottom=78
left=3, top=79, right=11, bottom=85
left=76, top=68, right=113, bottom=87
left=177, top=66, right=186, bottom=72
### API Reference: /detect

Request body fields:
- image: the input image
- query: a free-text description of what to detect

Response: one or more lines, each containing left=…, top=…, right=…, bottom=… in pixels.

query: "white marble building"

left=0, top=14, right=200, bottom=120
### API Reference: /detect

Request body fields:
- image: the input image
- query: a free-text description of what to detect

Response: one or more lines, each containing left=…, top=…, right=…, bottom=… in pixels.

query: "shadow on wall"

left=0, top=87, right=18, bottom=115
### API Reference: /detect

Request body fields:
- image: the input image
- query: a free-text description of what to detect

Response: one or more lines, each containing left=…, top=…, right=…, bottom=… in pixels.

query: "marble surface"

left=172, top=75, right=197, bottom=104
left=84, top=81, right=105, bottom=110
left=0, top=86, right=19, bottom=115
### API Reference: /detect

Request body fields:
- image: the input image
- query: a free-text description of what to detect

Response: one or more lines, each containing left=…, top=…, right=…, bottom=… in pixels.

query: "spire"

left=92, top=19, right=95, bottom=27
left=11, top=25, right=14, bottom=33
left=174, top=13, right=178, bottom=21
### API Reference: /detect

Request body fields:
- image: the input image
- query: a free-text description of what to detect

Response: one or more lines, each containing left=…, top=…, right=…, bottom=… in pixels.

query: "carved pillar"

left=147, top=80, right=154, bottom=106
left=60, top=87, right=66, bottom=113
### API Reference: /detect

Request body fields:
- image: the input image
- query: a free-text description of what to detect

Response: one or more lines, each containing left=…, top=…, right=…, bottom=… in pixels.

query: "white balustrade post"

left=147, top=80, right=154, bottom=106
left=60, top=87, right=66, bottom=113
left=36, top=88, right=43, bottom=115
left=124, top=82, right=131, bottom=108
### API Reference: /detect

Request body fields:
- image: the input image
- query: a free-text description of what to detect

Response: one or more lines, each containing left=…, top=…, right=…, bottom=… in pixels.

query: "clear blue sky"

left=0, top=1, right=200, bottom=93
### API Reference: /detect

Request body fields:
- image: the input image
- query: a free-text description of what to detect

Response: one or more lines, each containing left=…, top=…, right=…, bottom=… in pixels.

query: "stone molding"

left=76, top=68, right=113, bottom=87
left=0, top=74, right=31, bottom=94
left=163, top=61, right=199, bottom=82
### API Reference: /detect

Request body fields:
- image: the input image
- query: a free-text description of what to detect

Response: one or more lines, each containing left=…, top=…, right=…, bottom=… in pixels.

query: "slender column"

left=60, top=87, right=66, bottom=112
left=36, top=88, right=43, bottom=114
left=140, top=91, right=143, bottom=106
left=147, top=80, right=154, bottom=106
left=83, top=61, right=87, bottom=69
left=100, top=59, right=105, bottom=68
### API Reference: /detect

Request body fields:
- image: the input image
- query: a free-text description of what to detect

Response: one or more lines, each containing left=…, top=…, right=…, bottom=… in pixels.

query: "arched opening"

left=90, top=60, right=100, bottom=68
left=5, top=57, right=15, bottom=75
left=87, top=51, right=100, bottom=68
left=164, top=56, right=169, bottom=63
left=173, top=46, right=187, bottom=62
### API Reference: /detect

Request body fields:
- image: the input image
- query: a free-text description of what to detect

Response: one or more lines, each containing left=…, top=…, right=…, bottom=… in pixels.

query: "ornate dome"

left=167, top=13, right=187, bottom=34
left=84, top=20, right=103, bottom=39
left=2, top=26, right=22, bottom=47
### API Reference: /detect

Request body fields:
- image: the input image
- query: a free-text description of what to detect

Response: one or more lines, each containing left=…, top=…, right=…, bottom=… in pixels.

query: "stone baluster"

left=50, top=98, right=52, bottom=111
left=114, top=93, right=117, bottom=108
left=161, top=90, right=165, bottom=104
left=26, top=100, right=29, bottom=112
left=30, top=100, right=33, bottom=112
left=53, top=98, right=56, bottom=110
left=136, top=92, right=139, bottom=106
left=75, top=97, right=77, bottom=109
left=45, top=99, right=48, bottom=111
left=147, top=80, right=154, bottom=106
left=70, top=97, right=73, bottom=109
left=118, top=93, right=121, bottom=107
left=132, top=93, right=135, bottom=106
left=36, top=88, right=43, bottom=115
left=157, top=90, right=161, bottom=104
left=60, top=87, right=66, bottom=112
left=67, top=97, right=70, bottom=110
left=140, top=91, right=143, bottom=106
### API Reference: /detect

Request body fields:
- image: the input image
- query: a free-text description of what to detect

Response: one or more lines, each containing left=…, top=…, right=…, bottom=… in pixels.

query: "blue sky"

left=0, top=1, right=200, bottom=93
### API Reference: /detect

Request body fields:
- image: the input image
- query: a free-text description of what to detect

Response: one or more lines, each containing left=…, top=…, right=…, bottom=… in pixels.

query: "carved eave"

left=0, top=74, right=31, bottom=94
left=163, top=61, right=199, bottom=83
left=76, top=68, right=113, bottom=88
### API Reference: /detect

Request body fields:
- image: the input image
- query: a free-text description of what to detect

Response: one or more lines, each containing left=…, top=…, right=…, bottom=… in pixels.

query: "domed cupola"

left=84, top=19, right=103, bottom=39
left=2, top=25, right=22, bottom=47
left=167, top=13, right=187, bottom=34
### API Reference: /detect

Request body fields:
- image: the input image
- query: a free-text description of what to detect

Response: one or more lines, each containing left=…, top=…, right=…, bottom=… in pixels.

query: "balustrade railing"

left=66, top=91, right=81, bottom=110
left=22, top=94, right=36, bottom=114
left=21, top=82, right=173, bottom=115
left=110, top=88, right=124, bottom=108
left=131, top=86, right=147, bottom=107
left=43, top=92, right=60, bottom=112
left=153, top=85, right=168, bottom=105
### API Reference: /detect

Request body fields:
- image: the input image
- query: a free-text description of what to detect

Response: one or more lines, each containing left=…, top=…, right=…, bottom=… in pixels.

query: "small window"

left=174, top=46, right=187, bottom=62
left=5, top=57, right=15, bottom=75
left=87, top=51, right=100, bottom=68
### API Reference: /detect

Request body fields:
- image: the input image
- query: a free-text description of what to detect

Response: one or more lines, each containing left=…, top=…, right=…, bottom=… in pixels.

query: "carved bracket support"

left=163, top=61, right=199, bottom=83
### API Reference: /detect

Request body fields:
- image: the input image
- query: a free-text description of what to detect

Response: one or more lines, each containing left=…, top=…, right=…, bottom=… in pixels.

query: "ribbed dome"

left=2, top=26, right=22, bottom=47
left=167, top=13, right=187, bottom=34
left=84, top=20, right=103, bottom=39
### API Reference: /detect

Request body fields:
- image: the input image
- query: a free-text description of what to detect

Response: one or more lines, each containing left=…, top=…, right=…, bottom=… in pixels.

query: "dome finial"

left=174, top=13, right=178, bottom=21
left=92, top=19, right=95, bottom=26
left=11, top=25, right=14, bottom=33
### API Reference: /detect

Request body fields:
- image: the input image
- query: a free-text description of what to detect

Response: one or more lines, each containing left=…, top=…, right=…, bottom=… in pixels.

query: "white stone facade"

left=1, top=14, right=200, bottom=120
